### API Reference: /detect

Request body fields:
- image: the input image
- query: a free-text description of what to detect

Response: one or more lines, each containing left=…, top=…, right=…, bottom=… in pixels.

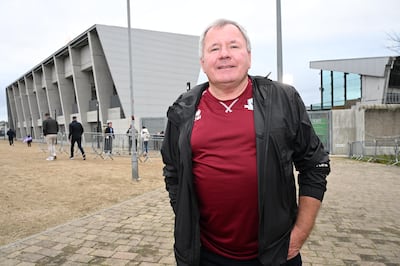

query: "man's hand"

left=288, top=196, right=321, bottom=259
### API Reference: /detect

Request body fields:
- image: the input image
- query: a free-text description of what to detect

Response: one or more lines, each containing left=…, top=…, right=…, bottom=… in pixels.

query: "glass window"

left=346, top=73, right=361, bottom=100
left=322, top=71, right=331, bottom=109
left=333, top=71, right=344, bottom=106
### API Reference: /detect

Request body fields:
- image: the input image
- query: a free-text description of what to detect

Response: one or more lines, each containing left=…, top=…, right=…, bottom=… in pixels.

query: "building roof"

left=309, top=56, right=394, bottom=77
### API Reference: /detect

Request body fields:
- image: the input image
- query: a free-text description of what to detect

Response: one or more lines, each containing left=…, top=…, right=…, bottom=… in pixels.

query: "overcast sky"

left=1, top=0, right=399, bottom=121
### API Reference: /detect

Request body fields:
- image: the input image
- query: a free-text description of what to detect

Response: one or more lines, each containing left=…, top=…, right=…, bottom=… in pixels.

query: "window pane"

left=347, top=73, right=361, bottom=100
left=322, top=71, right=331, bottom=108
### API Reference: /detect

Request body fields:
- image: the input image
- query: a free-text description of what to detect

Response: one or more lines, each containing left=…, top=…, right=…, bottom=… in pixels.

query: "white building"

left=5, top=24, right=200, bottom=139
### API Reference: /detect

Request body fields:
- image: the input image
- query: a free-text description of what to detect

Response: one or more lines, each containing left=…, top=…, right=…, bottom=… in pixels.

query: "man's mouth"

left=217, top=65, right=234, bottom=69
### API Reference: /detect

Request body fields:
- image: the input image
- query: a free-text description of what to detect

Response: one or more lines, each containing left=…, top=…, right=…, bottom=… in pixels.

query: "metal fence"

left=349, top=137, right=399, bottom=165
left=38, top=132, right=164, bottom=161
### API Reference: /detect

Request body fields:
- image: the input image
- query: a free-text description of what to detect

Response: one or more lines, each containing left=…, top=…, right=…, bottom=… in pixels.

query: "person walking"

left=141, top=126, right=150, bottom=155
left=6, top=128, right=15, bottom=146
left=161, top=19, right=330, bottom=266
left=104, top=121, right=114, bottom=154
left=42, top=113, right=59, bottom=161
left=126, top=125, right=138, bottom=155
left=23, top=135, right=33, bottom=147
left=68, top=116, right=86, bottom=160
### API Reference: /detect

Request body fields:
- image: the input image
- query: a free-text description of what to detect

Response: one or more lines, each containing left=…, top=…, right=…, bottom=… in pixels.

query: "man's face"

left=200, top=24, right=251, bottom=88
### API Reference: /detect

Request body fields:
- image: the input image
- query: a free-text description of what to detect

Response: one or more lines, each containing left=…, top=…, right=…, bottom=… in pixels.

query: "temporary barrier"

left=349, top=137, right=399, bottom=165
left=37, top=132, right=164, bottom=161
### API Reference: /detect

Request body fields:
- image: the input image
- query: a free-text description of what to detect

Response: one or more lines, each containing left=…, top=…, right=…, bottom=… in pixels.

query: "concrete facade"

left=5, top=24, right=200, bottom=138
left=329, top=103, right=400, bottom=155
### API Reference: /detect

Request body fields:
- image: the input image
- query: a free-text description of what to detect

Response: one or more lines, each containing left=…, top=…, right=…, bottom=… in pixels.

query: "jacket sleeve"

left=292, top=92, right=330, bottom=201
left=68, top=123, right=72, bottom=139
left=42, top=121, right=47, bottom=136
left=161, top=108, right=180, bottom=214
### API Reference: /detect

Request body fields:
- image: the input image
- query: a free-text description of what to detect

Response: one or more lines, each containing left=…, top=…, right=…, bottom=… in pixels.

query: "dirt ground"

left=0, top=139, right=165, bottom=246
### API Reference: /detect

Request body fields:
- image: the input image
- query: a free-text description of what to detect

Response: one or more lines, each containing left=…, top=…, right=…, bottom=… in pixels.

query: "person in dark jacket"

left=161, top=19, right=330, bottom=266
left=6, top=128, right=15, bottom=146
left=104, top=121, right=114, bottom=154
left=68, top=116, right=86, bottom=160
left=42, top=113, right=59, bottom=161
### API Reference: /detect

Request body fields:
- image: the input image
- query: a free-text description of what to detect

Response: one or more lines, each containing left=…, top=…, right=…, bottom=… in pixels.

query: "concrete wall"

left=331, top=109, right=356, bottom=155
left=330, top=103, right=400, bottom=155
left=364, top=107, right=400, bottom=138
left=362, top=76, right=387, bottom=104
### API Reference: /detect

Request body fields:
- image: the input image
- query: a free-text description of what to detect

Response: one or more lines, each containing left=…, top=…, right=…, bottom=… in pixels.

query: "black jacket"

left=69, top=120, right=84, bottom=139
left=7, top=129, right=15, bottom=139
left=161, top=76, right=330, bottom=266
left=42, top=117, right=59, bottom=136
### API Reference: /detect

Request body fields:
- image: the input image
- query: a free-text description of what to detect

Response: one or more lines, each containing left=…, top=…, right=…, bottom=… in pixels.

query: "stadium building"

left=309, top=56, right=400, bottom=157
left=5, top=24, right=200, bottom=139
left=6, top=25, right=400, bottom=160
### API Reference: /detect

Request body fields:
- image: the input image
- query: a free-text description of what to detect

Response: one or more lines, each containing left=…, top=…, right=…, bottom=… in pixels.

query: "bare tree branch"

left=386, top=32, right=400, bottom=54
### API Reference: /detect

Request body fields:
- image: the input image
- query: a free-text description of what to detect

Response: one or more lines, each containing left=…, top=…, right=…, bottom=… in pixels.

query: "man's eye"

left=210, top=47, right=219, bottom=52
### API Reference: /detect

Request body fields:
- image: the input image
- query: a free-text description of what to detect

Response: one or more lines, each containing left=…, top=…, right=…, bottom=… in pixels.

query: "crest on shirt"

left=194, top=109, right=202, bottom=121
left=244, top=98, right=254, bottom=111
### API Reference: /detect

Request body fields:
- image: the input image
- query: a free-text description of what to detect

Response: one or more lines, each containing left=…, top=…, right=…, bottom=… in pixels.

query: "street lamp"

left=96, top=100, right=100, bottom=148
left=127, top=0, right=140, bottom=181
left=276, top=0, right=283, bottom=83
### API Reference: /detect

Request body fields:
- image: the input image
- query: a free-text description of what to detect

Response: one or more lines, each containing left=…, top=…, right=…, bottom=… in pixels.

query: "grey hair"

left=199, top=19, right=252, bottom=59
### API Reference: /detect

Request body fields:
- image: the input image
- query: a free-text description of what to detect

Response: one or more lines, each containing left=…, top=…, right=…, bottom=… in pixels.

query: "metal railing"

left=349, top=137, right=399, bottom=165
left=385, top=92, right=400, bottom=104
left=38, top=132, right=164, bottom=161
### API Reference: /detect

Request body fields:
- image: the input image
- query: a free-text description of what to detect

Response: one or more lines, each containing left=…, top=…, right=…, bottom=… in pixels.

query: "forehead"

left=205, top=24, right=245, bottom=43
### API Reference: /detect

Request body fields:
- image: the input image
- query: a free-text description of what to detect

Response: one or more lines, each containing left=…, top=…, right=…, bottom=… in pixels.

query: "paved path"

left=0, top=157, right=399, bottom=265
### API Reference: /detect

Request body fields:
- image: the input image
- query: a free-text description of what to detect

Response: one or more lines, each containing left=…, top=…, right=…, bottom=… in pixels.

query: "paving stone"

left=0, top=158, right=399, bottom=265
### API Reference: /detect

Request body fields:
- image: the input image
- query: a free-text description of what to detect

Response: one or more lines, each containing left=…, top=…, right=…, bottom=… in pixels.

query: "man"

left=6, top=128, right=15, bottom=146
left=141, top=126, right=150, bottom=154
left=104, top=121, right=114, bottom=154
left=42, top=113, right=59, bottom=161
left=161, top=19, right=330, bottom=266
left=68, top=116, right=86, bottom=160
left=126, top=125, right=138, bottom=155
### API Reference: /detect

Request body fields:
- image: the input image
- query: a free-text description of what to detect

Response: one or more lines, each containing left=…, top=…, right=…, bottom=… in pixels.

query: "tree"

left=387, top=32, right=400, bottom=54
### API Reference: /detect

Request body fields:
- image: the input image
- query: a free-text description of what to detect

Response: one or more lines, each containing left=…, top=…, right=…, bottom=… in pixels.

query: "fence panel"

left=38, top=132, right=164, bottom=161
left=349, top=137, right=399, bottom=165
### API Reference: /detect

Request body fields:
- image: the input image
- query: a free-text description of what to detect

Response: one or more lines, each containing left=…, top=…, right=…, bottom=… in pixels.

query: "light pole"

left=96, top=100, right=100, bottom=148
left=30, top=116, right=33, bottom=137
left=276, top=0, right=283, bottom=83
left=127, top=0, right=139, bottom=181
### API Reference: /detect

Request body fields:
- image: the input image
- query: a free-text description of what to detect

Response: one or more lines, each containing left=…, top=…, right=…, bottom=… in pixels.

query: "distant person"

left=68, top=116, right=86, bottom=160
left=141, top=126, right=150, bottom=154
left=104, top=121, right=114, bottom=154
left=126, top=125, right=138, bottom=155
left=23, top=135, right=33, bottom=147
left=6, top=128, right=15, bottom=146
left=42, top=113, right=59, bottom=161
left=154, top=130, right=164, bottom=150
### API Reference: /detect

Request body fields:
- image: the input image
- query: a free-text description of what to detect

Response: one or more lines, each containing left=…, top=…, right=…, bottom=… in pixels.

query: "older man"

left=161, top=19, right=330, bottom=266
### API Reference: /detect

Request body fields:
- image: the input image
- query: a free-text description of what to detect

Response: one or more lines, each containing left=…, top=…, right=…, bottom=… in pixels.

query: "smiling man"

left=161, top=19, right=330, bottom=266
